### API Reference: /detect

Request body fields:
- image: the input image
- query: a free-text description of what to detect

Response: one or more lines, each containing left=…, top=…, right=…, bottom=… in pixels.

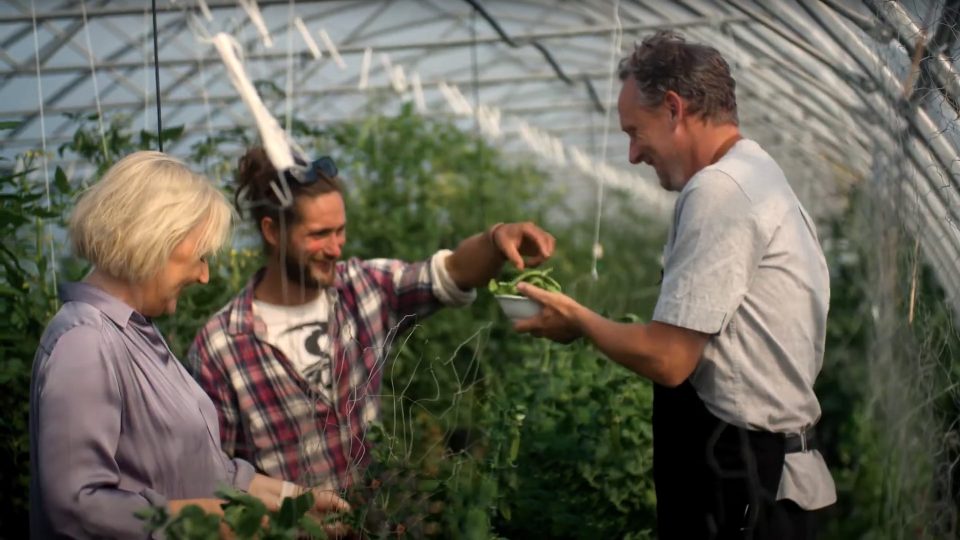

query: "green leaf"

left=0, top=209, right=29, bottom=228
left=498, top=498, right=512, bottom=521
left=54, top=166, right=70, bottom=193
left=275, top=489, right=313, bottom=528
left=0, top=121, right=19, bottom=131
left=298, top=515, right=328, bottom=539
left=1, top=168, right=34, bottom=183
left=224, top=503, right=266, bottom=537
left=160, top=125, right=185, bottom=142
left=418, top=479, right=440, bottom=492
left=508, top=435, right=520, bottom=463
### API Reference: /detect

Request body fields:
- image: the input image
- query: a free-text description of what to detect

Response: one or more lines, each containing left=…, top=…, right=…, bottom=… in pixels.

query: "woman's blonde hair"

left=70, top=151, right=234, bottom=283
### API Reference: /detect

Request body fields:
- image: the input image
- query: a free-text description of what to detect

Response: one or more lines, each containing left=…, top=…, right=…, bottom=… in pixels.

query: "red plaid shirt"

left=189, top=257, right=443, bottom=489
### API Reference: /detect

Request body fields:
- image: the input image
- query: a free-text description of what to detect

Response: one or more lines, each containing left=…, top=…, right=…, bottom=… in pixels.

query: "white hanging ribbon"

left=410, top=72, right=427, bottom=113
left=294, top=17, right=322, bottom=60
left=196, top=0, right=213, bottom=22
left=210, top=32, right=308, bottom=206
left=358, top=47, right=372, bottom=90
left=318, top=28, right=347, bottom=69
left=238, top=0, right=273, bottom=48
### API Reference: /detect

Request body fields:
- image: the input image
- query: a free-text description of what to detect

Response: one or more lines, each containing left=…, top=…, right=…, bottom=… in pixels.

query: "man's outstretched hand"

left=492, top=222, right=556, bottom=270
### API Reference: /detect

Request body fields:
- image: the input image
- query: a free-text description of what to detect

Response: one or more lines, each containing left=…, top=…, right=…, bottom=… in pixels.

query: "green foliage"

left=815, top=185, right=960, bottom=539
left=0, top=149, right=84, bottom=535
left=138, top=487, right=336, bottom=539
left=488, top=339, right=657, bottom=538
left=321, top=105, right=664, bottom=537
left=56, top=112, right=184, bottom=177
left=326, top=104, right=563, bottom=257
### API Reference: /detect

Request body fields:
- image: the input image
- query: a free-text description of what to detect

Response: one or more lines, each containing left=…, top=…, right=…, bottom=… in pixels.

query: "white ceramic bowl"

left=494, top=294, right=542, bottom=320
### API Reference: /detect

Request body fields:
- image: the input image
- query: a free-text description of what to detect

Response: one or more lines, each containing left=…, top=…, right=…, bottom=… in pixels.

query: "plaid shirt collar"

left=226, top=266, right=343, bottom=337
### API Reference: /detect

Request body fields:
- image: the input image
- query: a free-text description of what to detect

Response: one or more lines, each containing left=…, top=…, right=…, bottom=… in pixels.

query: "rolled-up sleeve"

left=35, top=326, right=156, bottom=539
left=429, top=249, right=477, bottom=307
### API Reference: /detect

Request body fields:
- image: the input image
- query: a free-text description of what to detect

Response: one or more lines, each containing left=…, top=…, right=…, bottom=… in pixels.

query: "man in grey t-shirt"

left=515, top=31, right=834, bottom=539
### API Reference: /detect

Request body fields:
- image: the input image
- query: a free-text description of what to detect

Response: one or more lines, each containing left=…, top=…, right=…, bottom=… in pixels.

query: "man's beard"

left=282, top=251, right=324, bottom=290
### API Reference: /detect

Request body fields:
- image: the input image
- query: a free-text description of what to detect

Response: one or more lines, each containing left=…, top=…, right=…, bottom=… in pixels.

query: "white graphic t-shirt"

left=253, top=293, right=335, bottom=397
left=251, top=249, right=475, bottom=402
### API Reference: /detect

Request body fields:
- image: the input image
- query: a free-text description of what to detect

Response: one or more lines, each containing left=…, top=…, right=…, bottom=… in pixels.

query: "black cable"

left=151, top=0, right=163, bottom=152
left=461, top=0, right=605, bottom=114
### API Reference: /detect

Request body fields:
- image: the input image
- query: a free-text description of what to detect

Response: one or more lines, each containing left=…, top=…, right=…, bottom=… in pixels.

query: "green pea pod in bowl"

left=489, top=268, right=562, bottom=321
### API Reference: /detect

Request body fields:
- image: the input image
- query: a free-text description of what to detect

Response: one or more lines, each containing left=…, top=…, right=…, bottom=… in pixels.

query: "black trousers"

left=653, top=381, right=820, bottom=540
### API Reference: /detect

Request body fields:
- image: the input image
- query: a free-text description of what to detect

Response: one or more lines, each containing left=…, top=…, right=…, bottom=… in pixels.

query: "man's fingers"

left=516, top=282, right=549, bottom=302
left=302, top=510, right=352, bottom=539
left=313, top=490, right=352, bottom=513
left=520, top=227, right=555, bottom=259
left=323, top=522, right=351, bottom=539
left=524, top=255, right=547, bottom=267
left=500, top=241, right=526, bottom=270
left=512, top=316, right=540, bottom=333
left=537, top=231, right=556, bottom=258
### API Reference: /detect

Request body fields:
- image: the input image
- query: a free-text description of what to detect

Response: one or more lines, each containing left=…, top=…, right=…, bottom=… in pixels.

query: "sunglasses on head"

left=285, top=155, right=338, bottom=185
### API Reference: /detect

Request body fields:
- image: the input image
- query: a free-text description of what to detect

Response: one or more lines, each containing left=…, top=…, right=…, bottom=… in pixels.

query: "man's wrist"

left=572, top=303, right=590, bottom=339
left=281, top=481, right=299, bottom=499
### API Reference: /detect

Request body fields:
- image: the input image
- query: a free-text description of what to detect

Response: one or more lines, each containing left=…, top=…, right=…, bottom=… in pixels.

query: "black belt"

left=784, top=428, right=817, bottom=454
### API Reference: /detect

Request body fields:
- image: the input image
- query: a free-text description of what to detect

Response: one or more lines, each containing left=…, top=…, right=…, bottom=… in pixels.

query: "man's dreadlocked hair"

left=233, top=146, right=343, bottom=236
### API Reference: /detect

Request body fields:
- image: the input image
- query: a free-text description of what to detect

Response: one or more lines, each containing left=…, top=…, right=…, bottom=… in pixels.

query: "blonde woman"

left=29, top=151, right=348, bottom=539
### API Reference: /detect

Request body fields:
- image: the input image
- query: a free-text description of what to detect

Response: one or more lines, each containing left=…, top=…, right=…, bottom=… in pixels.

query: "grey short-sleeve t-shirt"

left=652, top=139, right=836, bottom=510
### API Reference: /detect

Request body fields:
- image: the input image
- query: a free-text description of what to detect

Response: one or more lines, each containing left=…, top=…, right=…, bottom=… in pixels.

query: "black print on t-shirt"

left=280, top=321, right=330, bottom=358
left=279, top=321, right=333, bottom=389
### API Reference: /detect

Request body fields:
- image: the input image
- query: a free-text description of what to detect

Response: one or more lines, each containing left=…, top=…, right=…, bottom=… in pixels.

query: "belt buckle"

left=799, top=430, right=808, bottom=452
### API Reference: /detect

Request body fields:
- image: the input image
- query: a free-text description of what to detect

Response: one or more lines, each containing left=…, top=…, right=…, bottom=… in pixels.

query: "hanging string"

left=30, top=0, right=57, bottom=301
left=191, top=19, right=215, bottom=139
left=285, top=0, right=299, bottom=134
left=590, top=0, right=622, bottom=281
left=79, top=0, right=109, bottom=161
left=143, top=8, right=150, bottom=132
left=185, top=13, right=217, bottom=180
left=151, top=0, right=163, bottom=151
left=471, top=6, right=486, bottom=228
left=282, top=0, right=297, bottom=304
